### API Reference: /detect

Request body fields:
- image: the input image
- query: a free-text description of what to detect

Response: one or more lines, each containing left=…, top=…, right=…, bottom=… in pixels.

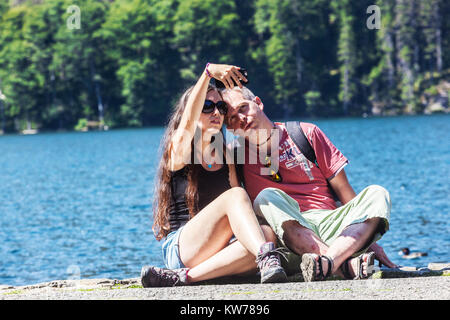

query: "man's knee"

left=366, top=185, right=391, bottom=207
left=252, top=187, right=284, bottom=215
left=366, top=184, right=389, bottom=198
left=253, top=187, right=279, bottom=204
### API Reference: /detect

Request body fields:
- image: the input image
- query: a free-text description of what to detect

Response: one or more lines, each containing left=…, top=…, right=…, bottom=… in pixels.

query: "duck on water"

left=398, top=247, right=428, bottom=260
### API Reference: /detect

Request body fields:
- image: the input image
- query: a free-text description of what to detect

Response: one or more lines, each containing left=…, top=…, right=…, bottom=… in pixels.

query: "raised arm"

left=169, top=64, right=247, bottom=171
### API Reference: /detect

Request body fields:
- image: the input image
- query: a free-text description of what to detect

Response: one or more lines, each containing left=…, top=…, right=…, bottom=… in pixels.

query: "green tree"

left=0, top=0, right=448, bottom=133
left=367, top=0, right=399, bottom=115
left=100, top=0, right=181, bottom=126
left=254, top=0, right=335, bottom=118
left=0, top=4, right=44, bottom=131
left=52, top=0, right=111, bottom=129
left=331, top=0, right=357, bottom=116
left=394, top=0, right=419, bottom=113
left=172, top=0, right=242, bottom=84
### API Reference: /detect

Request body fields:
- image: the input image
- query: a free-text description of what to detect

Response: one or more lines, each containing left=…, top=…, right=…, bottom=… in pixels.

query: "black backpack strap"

left=285, top=121, right=318, bottom=167
left=285, top=121, right=340, bottom=203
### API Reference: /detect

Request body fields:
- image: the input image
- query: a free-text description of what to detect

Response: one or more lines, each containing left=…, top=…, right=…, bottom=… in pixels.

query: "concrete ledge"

left=1, top=263, right=449, bottom=300
left=200, top=263, right=450, bottom=284
left=371, top=263, right=450, bottom=279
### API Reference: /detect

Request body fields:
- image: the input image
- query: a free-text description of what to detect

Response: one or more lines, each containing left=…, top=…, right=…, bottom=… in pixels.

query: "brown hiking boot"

left=255, top=242, right=288, bottom=283
left=140, top=266, right=189, bottom=287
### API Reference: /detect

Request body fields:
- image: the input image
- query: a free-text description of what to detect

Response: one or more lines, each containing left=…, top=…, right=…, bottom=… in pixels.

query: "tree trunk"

left=294, top=38, right=302, bottom=85
left=385, top=31, right=395, bottom=89
left=283, top=95, right=291, bottom=120
left=395, top=0, right=415, bottom=113
left=90, top=58, right=104, bottom=130
left=0, top=100, right=4, bottom=134
left=433, top=1, right=443, bottom=72
left=0, top=86, right=5, bottom=133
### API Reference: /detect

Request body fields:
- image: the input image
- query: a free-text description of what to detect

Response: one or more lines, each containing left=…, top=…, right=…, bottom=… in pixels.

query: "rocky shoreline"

left=1, top=263, right=449, bottom=300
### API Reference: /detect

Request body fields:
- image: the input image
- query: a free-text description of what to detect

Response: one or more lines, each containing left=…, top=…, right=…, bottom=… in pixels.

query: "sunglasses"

left=203, top=100, right=228, bottom=115
left=264, top=156, right=282, bottom=182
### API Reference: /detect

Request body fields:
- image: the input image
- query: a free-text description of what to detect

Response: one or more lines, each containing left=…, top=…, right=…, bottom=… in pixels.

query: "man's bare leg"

left=282, top=218, right=381, bottom=277
left=282, top=220, right=328, bottom=255
left=324, top=217, right=381, bottom=275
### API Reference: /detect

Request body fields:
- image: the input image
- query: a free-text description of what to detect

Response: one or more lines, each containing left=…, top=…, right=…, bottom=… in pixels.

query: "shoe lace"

left=255, top=247, right=288, bottom=268
left=153, top=268, right=181, bottom=286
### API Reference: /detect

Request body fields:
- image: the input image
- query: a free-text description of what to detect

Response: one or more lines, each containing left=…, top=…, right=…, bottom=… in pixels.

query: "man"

left=221, top=85, right=398, bottom=281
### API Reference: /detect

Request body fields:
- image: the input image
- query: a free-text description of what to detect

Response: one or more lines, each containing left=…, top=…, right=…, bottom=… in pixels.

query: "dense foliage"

left=0, top=0, right=448, bottom=132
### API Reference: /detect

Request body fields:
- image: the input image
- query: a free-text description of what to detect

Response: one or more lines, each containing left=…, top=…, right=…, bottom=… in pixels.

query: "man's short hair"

left=221, top=86, right=256, bottom=101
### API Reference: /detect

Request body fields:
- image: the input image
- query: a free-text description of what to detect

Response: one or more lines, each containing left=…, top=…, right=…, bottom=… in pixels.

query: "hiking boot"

left=140, top=265, right=189, bottom=287
left=255, top=242, right=288, bottom=283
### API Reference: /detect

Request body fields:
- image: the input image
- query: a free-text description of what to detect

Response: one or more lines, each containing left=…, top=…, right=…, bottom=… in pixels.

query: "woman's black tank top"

left=168, top=164, right=231, bottom=232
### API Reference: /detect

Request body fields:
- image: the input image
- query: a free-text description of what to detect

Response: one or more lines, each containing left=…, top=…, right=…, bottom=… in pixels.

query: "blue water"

left=0, top=115, right=449, bottom=286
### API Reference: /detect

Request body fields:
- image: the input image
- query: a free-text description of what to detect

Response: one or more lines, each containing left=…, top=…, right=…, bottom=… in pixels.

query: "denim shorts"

left=162, top=226, right=186, bottom=269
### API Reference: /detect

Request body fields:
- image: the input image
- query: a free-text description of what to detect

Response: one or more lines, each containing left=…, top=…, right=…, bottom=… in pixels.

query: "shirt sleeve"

left=301, top=123, right=348, bottom=180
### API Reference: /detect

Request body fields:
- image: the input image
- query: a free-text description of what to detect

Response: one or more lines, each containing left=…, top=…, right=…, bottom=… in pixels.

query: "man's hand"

left=368, top=242, right=399, bottom=268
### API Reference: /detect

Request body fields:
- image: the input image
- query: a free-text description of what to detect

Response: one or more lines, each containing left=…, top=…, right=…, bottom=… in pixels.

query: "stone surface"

left=428, top=263, right=450, bottom=271
left=1, top=276, right=449, bottom=300
left=2, top=264, right=449, bottom=300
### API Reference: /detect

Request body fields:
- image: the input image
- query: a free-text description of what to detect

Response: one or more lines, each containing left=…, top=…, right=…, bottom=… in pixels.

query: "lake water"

left=0, top=115, right=449, bottom=286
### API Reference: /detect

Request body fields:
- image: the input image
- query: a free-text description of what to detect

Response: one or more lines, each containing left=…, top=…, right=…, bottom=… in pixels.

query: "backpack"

left=234, top=121, right=340, bottom=202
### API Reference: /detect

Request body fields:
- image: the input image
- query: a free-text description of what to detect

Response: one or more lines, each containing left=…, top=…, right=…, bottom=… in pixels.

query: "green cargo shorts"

left=252, top=185, right=391, bottom=274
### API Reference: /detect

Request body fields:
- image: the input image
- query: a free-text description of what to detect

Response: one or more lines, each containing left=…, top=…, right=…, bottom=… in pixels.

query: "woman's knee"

left=221, top=186, right=249, bottom=203
left=211, top=187, right=251, bottom=215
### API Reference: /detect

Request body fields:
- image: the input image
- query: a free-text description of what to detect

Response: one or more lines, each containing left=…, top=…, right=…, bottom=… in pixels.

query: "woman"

left=141, top=63, right=287, bottom=287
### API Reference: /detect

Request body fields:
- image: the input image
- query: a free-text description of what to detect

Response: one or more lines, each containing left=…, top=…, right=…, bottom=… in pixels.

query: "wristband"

left=205, top=63, right=212, bottom=78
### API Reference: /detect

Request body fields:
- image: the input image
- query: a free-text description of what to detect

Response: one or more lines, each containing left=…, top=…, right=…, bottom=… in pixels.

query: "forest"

left=0, top=0, right=448, bottom=133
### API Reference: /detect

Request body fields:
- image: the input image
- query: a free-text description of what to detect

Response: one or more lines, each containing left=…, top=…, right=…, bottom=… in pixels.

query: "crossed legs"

left=253, top=186, right=391, bottom=278
left=283, top=218, right=380, bottom=277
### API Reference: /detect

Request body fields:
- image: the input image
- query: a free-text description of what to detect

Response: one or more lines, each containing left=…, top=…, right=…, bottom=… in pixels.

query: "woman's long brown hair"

left=152, top=84, right=221, bottom=241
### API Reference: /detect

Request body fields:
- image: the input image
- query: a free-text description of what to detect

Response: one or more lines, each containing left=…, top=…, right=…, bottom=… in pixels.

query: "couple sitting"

left=141, top=63, right=397, bottom=287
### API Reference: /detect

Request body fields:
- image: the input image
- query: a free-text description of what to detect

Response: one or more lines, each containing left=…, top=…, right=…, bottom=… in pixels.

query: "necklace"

left=256, top=124, right=277, bottom=147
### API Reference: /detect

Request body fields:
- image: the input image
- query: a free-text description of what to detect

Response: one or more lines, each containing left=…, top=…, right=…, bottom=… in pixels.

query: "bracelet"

left=205, top=63, right=212, bottom=78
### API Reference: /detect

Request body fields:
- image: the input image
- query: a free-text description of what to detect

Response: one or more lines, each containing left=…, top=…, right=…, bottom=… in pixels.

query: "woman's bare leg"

left=140, top=188, right=285, bottom=287
left=187, top=225, right=277, bottom=282
left=179, top=187, right=268, bottom=268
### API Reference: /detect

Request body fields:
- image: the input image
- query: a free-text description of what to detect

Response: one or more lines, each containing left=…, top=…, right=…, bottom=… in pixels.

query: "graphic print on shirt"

left=278, top=137, right=315, bottom=181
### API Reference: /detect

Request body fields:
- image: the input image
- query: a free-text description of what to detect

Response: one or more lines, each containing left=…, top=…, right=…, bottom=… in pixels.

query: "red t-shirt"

left=242, top=122, right=348, bottom=212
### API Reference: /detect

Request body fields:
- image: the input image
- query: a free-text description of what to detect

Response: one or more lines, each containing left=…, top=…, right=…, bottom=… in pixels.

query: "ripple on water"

left=0, top=117, right=448, bottom=286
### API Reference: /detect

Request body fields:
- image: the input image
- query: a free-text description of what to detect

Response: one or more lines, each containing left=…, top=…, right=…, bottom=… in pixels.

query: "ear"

left=254, top=96, right=264, bottom=110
